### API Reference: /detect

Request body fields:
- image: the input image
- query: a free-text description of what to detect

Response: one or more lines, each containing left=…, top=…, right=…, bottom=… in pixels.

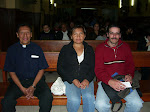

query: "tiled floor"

left=0, top=70, right=150, bottom=112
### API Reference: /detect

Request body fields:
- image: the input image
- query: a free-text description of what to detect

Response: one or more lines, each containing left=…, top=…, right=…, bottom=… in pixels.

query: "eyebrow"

left=109, top=31, right=120, bottom=33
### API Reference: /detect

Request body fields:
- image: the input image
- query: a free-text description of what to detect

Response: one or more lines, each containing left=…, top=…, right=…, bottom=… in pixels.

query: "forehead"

left=62, top=24, right=66, bottom=27
left=43, top=25, right=49, bottom=28
left=94, top=24, right=99, bottom=26
left=18, top=26, right=31, bottom=32
left=73, top=28, right=84, bottom=33
left=109, top=27, right=120, bottom=32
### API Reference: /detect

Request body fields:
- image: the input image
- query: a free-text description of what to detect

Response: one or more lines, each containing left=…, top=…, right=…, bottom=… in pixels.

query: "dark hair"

left=107, top=24, right=121, bottom=33
left=71, top=25, right=86, bottom=35
left=42, top=24, right=50, bottom=28
left=93, top=22, right=99, bottom=27
left=145, top=32, right=150, bottom=37
left=61, top=23, right=68, bottom=28
left=16, top=23, right=32, bottom=32
left=99, top=30, right=106, bottom=36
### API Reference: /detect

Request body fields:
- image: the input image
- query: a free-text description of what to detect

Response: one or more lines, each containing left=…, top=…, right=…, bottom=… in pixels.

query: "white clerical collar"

left=22, top=45, right=26, bottom=48
left=44, top=30, right=50, bottom=33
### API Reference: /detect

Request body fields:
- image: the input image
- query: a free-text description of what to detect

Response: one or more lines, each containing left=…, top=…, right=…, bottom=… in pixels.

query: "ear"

left=31, top=32, right=32, bottom=38
left=16, top=32, right=19, bottom=38
left=84, top=35, right=86, bottom=40
left=107, top=32, right=109, bottom=37
left=119, top=34, right=121, bottom=38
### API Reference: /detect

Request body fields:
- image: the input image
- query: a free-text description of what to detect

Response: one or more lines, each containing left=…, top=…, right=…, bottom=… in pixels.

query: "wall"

left=0, top=0, right=43, bottom=51
left=0, top=0, right=6, bottom=8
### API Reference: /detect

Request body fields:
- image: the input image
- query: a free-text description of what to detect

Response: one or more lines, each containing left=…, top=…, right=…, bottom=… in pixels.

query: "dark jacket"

left=39, top=30, right=55, bottom=40
left=137, top=37, right=147, bottom=51
left=87, top=31, right=100, bottom=40
left=55, top=31, right=70, bottom=40
left=57, top=41, right=95, bottom=84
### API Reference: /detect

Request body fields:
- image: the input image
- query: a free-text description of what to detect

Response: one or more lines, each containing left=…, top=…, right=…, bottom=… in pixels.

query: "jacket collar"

left=69, top=40, right=88, bottom=50
left=104, top=38, right=123, bottom=48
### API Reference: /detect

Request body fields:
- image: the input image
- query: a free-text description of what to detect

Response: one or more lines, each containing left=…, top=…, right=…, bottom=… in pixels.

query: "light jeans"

left=95, top=82, right=144, bottom=112
left=64, top=81, right=95, bottom=112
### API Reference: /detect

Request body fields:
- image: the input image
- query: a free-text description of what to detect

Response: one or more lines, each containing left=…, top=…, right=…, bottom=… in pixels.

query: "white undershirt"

left=77, top=50, right=84, bottom=64
left=145, top=36, right=150, bottom=51
left=62, top=31, right=70, bottom=40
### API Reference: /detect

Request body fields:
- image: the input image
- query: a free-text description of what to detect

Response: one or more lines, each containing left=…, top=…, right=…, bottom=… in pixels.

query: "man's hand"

left=25, top=86, right=35, bottom=100
left=125, top=74, right=132, bottom=84
left=80, top=79, right=89, bottom=89
left=20, top=87, right=28, bottom=96
left=146, top=42, right=150, bottom=47
left=72, top=79, right=81, bottom=88
left=108, top=79, right=126, bottom=91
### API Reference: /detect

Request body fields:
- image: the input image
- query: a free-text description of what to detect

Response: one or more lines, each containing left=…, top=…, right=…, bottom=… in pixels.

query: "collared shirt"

left=4, top=42, right=48, bottom=80
left=144, top=36, right=150, bottom=51
left=62, top=31, right=70, bottom=40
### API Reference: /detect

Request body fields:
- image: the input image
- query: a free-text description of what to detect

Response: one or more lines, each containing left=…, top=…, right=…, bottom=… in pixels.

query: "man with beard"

left=94, top=24, right=143, bottom=112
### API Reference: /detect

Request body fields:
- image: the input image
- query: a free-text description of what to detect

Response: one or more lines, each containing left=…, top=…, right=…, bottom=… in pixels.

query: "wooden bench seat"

left=0, top=80, right=150, bottom=106
left=0, top=51, right=150, bottom=110
left=31, top=40, right=138, bottom=52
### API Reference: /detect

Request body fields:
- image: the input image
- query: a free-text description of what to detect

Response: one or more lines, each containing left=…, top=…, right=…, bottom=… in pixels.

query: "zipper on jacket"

left=105, top=42, right=123, bottom=59
left=113, top=49, right=117, bottom=58
left=78, top=63, right=80, bottom=75
left=77, top=45, right=88, bottom=76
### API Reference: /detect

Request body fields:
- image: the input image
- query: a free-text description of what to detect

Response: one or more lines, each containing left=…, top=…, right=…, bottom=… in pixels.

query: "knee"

left=127, top=99, right=143, bottom=109
left=41, top=91, right=53, bottom=103
left=95, top=100, right=110, bottom=111
left=67, top=96, right=81, bottom=105
left=1, top=97, right=16, bottom=107
left=83, top=93, right=95, bottom=101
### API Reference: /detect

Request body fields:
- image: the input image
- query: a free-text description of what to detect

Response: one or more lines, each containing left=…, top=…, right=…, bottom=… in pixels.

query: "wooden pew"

left=32, top=40, right=138, bottom=51
left=0, top=51, right=150, bottom=110
left=0, top=40, right=1, bottom=51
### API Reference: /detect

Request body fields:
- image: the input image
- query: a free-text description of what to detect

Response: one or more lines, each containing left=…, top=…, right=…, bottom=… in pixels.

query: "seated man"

left=1, top=23, right=53, bottom=112
left=95, top=24, right=143, bottom=112
left=55, top=23, right=70, bottom=40
left=39, top=24, right=55, bottom=40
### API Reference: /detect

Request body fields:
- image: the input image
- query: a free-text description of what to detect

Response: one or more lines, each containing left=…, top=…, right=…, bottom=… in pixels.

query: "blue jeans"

left=95, top=82, right=144, bottom=112
left=64, top=81, right=95, bottom=112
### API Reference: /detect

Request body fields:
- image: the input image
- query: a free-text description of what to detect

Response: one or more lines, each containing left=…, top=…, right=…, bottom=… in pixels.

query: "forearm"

left=9, top=72, right=24, bottom=90
left=32, top=69, right=44, bottom=87
left=146, top=42, right=150, bottom=47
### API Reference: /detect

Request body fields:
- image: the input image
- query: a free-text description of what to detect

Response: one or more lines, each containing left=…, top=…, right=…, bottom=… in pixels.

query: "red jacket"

left=95, top=39, right=135, bottom=84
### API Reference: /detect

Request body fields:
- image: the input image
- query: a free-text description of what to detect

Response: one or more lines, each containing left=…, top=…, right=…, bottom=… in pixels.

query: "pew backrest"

left=32, top=40, right=138, bottom=52
left=1, top=51, right=150, bottom=82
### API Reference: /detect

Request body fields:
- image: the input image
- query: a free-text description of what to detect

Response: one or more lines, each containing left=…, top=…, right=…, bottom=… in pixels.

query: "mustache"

left=111, top=38, right=118, bottom=39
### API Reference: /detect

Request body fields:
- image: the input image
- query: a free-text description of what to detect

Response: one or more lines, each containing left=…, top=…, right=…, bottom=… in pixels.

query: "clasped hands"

left=21, top=86, right=36, bottom=100
left=73, top=79, right=89, bottom=89
left=108, top=74, right=132, bottom=91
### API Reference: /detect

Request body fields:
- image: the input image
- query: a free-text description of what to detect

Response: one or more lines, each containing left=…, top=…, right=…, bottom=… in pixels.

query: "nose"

left=75, top=34, right=80, bottom=38
left=24, top=33, right=28, bottom=37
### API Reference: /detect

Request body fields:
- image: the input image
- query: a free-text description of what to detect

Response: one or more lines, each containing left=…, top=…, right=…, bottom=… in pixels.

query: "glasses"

left=109, top=32, right=120, bottom=36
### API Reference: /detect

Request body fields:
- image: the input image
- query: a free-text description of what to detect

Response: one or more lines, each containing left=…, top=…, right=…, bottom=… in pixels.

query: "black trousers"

left=1, top=76, right=53, bottom=112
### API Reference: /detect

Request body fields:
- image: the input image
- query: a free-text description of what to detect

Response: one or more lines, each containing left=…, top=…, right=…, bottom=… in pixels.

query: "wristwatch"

left=32, top=85, right=36, bottom=89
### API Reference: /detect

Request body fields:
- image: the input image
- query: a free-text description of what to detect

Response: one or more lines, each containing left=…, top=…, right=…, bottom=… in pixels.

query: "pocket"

left=30, top=58, right=39, bottom=70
